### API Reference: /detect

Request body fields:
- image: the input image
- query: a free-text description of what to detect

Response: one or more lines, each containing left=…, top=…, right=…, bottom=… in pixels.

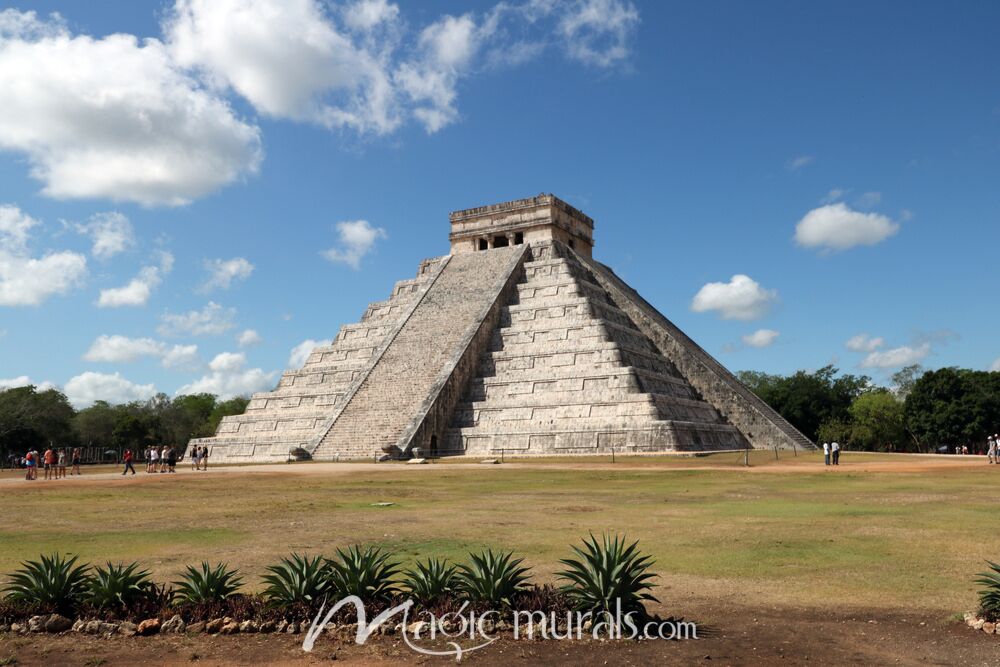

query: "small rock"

left=371, top=502, right=394, bottom=507
left=219, top=621, right=240, bottom=635
left=275, top=619, right=288, bottom=633
left=285, top=621, right=299, bottom=634
left=973, top=619, right=985, bottom=631
left=11, top=622, right=24, bottom=634
left=205, top=618, right=225, bottom=634
left=187, top=621, right=206, bottom=634
left=71, top=619, right=85, bottom=633
left=984, top=622, right=996, bottom=634
left=407, top=458, right=427, bottom=465
left=964, top=612, right=975, bottom=622
left=99, top=622, right=118, bottom=636
left=239, top=620, right=258, bottom=633
left=0, top=623, right=10, bottom=633
left=44, top=614, right=72, bottom=633
left=137, top=618, right=161, bottom=636
left=84, top=620, right=102, bottom=634
left=161, top=614, right=186, bottom=634
left=379, top=623, right=395, bottom=636
left=28, top=615, right=46, bottom=632
left=118, top=621, right=137, bottom=637
left=479, top=459, right=499, bottom=464
left=496, top=620, right=509, bottom=632
left=406, top=621, right=426, bottom=636
left=258, top=620, right=276, bottom=633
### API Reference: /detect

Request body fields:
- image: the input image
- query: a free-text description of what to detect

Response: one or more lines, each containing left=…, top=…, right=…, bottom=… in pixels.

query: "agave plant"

left=261, top=553, right=332, bottom=607
left=456, top=549, right=531, bottom=607
left=556, top=533, right=657, bottom=620
left=402, top=558, right=458, bottom=605
left=172, top=562, right=243, bottom=604
left=975, top=560, right=1000, bottom=619
left=326, top=546, right=400, bottom=603
left=3, top=553, right=91, bottom=614
left=87, top=561, right=156, bottom=613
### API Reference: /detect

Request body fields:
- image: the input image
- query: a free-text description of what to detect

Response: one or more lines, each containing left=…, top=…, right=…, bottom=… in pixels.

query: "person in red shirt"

left=122, top=449, right=136, bottom=476
left=24, top=451, right=36, bottom=480
left=43, top=448, right=55, bottom=480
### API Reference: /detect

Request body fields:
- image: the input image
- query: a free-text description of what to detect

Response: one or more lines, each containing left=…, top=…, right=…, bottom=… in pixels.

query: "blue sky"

left=0, top=0, right=998, bottom=406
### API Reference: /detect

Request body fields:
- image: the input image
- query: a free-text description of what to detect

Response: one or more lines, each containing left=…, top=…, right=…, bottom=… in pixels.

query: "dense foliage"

left=739, top=364, right=1000, bottom=452
left=557, top=533, right=657, bottom=620
left=0, top=386, right=248, bottom=463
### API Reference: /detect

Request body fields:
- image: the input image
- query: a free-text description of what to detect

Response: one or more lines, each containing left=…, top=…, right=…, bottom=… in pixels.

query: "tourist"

left=190, top=445, right=200, bottom=470
left=24, top=450, right=36, bottom=480
left=71, top=448, right=81, bottom=475
left=822, top=442, right=830, bottom=466
left=987, top=437, right=996, bottom=465
left=166, top=446, right=177, bottom=473
left=160, top=446, right=169, bottom=473
left=56, top=449, right=67, bottom=479
left=149, top=446, right=159, bottom=473
left=122, top=448, right=136, bottom=476
left=43, top=446, right=55, bottom=480
left=831, top=441, right=840, bottom=466
left=200, top=445, right=209, bottom=471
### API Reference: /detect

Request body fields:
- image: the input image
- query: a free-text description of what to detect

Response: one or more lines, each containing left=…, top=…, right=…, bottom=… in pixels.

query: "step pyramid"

left=191, top=195, right=813, bottom=463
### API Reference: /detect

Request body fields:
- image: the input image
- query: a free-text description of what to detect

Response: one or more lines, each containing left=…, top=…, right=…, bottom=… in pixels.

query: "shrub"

left=402, top=558, right=458, bottom=606
left=3, top=553, right=90, bottom=615
left=172, top=562, right=243, bottom=604
left=87, top=561, right=156, bottom=614
left=326, top=546, right=400, bottom=603
left=556, top=533, right=657, bottom=620
left=261, top=553, right=332, bottom=607
left=456, top=549, right=531, bottom=607
left=975, top=560, right=1000, bottom=621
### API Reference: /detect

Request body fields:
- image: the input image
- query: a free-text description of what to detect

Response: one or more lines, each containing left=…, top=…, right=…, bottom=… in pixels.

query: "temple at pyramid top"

left=449, top=193, right=594, bottom=257
left=192, top=193, right=813, bottom=464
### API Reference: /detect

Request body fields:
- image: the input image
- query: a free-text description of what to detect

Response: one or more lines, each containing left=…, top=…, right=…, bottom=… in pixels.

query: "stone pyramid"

left=191, top=195, right=813, bottom=463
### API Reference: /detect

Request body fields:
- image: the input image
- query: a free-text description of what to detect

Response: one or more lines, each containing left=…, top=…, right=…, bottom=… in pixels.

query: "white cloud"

left=64, top=371, right=157, bottom=407
left=558, top=0, right=640, bottom=68
left=83, top=334, right=201, bottom=370
left=0, top=204, right=87, bottom=307
left=860, top=343, right=931, bottom=370
left=786, top=155, right=814, bottom=170
left=97, top=251, right=173, bottom=308
left=176, top=351, right=277, bottom=398
left=0, top=375, right=31, bottom=390
left=74, top=211, right=134, bottom=260
left=289, top=338, right=332, bottom=368
left=84, top=335, right=165, bottom=363
left=237, top=329, right=262, bottom=347
left=794, top=203, right=900, bottom=252
left=991, top=358, right=1000, bottom=372
left=742, top=329, right=780, bottom=348
left=200, top=257, right=254, bottom=292
left=691, top=274, right=777, bottom=321
left=845, top=334, right=885, bottom=353
left=855, top=191, right=882, bottom=209
left=343, top=0, right=400, bottom=31
left=0, top=9, right=262, bottom=206
left=158, top=301, right=236, bottom=337
left=322, top=220, right=387, bottom=269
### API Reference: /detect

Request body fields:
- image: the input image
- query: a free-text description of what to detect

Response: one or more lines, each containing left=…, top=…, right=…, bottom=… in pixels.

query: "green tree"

left=0, top=386, right=76, bottom=461
left=904, top=368, right=1000, bottom=450
left=848, top=390, right=907, bottom=451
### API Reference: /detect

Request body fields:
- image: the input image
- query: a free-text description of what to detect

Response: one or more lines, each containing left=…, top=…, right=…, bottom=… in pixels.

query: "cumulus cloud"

left=97, top=251, right=173, bottom=308
left=289, top=338, right=332, bottom=368
left=176, top=351, right=277, bottom=398
left=158, top=301, right=237, bottom=337
left=691, top=274, right=777, bottom=321
left=83, top=334, right=200, bottom=370
left=742, top=329, right=780, bottom=348
left=64, top=371, right=157, bottom=407
left=991, top=358, right=1000, bottom=372
left=786, top=155, right=814, bottom=170
left=73, top=211, right=134, bottom=260
left=0, top=375, right=55, bottom=391
left=0, top=9, right=262, bottom=206
left=558, top=0, right=640, bottom=68
left=0, top=204, right=87, bottom=307
left=795, top=203, right=900, bottom=252
left=322, top=220, right=387, bottom=269
left=845, top=334, right=885, bottom=353
left=860, top=343, right=931, bottom=370
left=237, top=329, right=262, bottom=347
left=200, top=257, right=254, bottom=292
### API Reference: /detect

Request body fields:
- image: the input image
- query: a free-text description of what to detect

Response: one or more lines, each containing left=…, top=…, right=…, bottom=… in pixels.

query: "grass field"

left=2, top=451, right=998, bottom=616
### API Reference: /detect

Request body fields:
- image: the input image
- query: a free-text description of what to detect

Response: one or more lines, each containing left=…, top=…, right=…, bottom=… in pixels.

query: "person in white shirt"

left=988, top=437, right=996, bottom=464
left=831, top=441, right=840, bottom=466
left=149, top=446, right=159, bottom=473
left=822, top=442, right=830, bottom=466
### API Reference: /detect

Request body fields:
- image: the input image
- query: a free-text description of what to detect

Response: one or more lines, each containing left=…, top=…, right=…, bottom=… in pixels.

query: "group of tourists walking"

left=20, top=447, right=82, bottom=480
left=142, top=445, right=180, bottom=474
left=988, top=434, right=1000, bottom=464
left=822, top=441, right=841, bottom=466
left=188, top=445, right=210, bottom=471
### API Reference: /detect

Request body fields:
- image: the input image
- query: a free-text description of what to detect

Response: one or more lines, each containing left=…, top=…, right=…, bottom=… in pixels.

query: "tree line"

left=0, top=386, right=247, bottom=462
left=738, top=364, right=1000, bottom=452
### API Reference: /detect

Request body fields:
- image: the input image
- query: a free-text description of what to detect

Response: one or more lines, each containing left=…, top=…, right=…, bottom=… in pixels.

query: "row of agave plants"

left=0, top=534, right=658, bottom=626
